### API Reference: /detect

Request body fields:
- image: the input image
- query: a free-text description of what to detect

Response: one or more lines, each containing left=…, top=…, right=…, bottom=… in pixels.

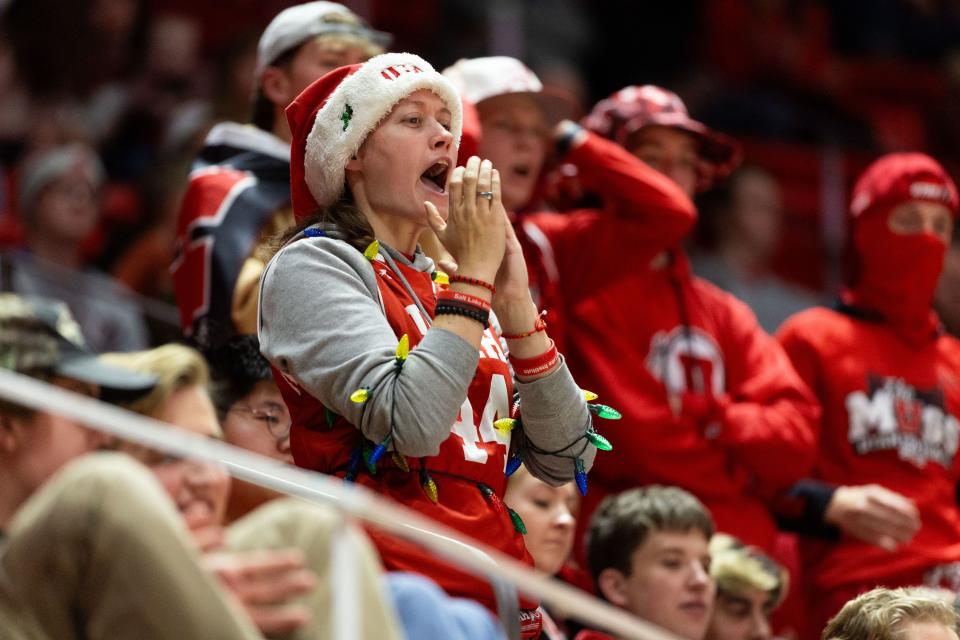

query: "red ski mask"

left=843, top=153, right=959, bottom=345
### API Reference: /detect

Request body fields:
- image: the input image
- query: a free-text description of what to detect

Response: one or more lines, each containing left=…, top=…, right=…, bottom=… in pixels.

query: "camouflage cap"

left=0, top=294, right=155, bottom=400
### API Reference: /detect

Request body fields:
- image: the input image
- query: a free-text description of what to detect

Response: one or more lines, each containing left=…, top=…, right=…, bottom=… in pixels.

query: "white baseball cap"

left=255, top=2, right=392, bottom=78
left=442, top=56, right=575, bottom=125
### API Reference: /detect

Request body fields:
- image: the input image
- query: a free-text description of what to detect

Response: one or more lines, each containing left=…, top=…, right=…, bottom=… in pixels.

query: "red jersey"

left=526, top=136, right=819, bottom=553
left=777, top=307, right=960, bottom=590
left=273, top=248, right=536, bottom=611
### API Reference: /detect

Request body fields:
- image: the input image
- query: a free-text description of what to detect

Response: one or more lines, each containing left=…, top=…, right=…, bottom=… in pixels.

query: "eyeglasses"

left=229, top=403, right=292, bottom=441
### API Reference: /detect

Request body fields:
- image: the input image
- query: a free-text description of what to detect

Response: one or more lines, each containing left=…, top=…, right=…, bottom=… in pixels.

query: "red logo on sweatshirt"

left=846, top=376, right=959, bottom=468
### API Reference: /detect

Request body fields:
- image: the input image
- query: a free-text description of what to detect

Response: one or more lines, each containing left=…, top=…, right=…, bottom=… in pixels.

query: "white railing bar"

left=0, top=368, right=679, bottom=640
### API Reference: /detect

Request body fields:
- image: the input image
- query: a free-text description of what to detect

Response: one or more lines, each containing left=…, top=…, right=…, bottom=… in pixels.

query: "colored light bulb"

left=369, top=442, right=388, bottom=466
left=420, top=469, right=438, bottom=504
left=362, top=445, right=378, bottom=476
left=392, top=452, right=410, bottom=472
left=363, top=240, right=380, bottom=261
left=324, top=408, right=338, bottom=428
left=587, top=430, right=613, bottom=451
left=477, top=483, right=506, bottom=516
left=423, top=478, right=438, bottom=503
left=574, top=457, right=588, bottom=496
left=508, top=508, right=527, bottom=535
left=432, top=270, right=449, bottom=285
left=350, top=387, right=370, bottom=404
left=582, top=389, right=599, bottom=402
left=395, top=334, right=409, bottom=363
left=494, top=418, right=517, bottom=433
left=588, top=403, right=622, bottom=420
left=505, top=455, right=523, bottom=477
left=345, top=447, right=362, bottom=483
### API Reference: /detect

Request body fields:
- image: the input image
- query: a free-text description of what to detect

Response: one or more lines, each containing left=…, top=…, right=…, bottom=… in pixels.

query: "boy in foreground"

left=579, top=485, right=716, bottom=640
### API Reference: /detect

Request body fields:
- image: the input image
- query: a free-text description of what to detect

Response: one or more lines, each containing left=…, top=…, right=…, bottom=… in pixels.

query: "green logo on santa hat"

left=341, top=104, right=353, bottom=131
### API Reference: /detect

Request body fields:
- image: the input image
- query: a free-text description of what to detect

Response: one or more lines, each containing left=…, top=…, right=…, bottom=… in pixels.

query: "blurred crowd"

left=3, top=2, right=960, bottom=640
left=0, top=1, right=958, bottom=344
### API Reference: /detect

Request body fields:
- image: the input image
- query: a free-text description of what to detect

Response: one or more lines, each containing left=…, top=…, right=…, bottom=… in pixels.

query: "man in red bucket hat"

left=523, top=84, right=818, bottom=563
left=581, top=84, right=741, bottom=194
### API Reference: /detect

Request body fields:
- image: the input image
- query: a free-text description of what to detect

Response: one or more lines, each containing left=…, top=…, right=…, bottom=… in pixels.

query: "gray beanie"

left=18, top=144, right=105, bottom=217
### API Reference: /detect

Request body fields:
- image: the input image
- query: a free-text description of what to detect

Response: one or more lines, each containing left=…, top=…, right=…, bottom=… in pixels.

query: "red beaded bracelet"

left=437, top=289, right=492, bottom=312
left=501, top=310, right=548, bottom=340
left=449, top=274, right=496, bottom=294
left=509, top=339, right=559, bottom=378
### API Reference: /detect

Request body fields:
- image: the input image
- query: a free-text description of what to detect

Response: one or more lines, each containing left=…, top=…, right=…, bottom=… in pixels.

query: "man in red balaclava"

left=776, top=152, right=960, bottom=635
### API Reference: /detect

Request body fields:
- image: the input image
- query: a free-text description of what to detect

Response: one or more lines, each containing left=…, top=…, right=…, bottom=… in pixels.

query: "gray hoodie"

left=258, top=232, right=595, bottom=485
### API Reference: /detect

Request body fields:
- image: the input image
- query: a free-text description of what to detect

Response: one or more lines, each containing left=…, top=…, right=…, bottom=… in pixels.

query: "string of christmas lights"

left=331, top=235, right=622, bottom=518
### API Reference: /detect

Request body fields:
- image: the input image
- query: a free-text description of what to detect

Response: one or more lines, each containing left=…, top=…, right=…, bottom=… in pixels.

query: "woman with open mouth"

left=256, top=52, right=600, bottom=639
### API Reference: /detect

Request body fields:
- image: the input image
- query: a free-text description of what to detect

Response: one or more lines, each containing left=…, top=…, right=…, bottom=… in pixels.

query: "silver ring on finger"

left=477, top=191, right=494, bottom=200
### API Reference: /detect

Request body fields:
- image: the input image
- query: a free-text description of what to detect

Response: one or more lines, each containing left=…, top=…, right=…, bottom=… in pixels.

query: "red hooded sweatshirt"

left=525, top=129, right=819, bottom=554
left=777, top=153, right=960, bottom=597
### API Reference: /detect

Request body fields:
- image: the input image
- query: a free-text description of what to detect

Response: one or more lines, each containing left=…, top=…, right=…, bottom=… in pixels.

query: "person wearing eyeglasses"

left=206, top=334, right=294, bottom=522
left=106, top=342, right=509, bottom=640
left=103, top=343, right=404, bottom=640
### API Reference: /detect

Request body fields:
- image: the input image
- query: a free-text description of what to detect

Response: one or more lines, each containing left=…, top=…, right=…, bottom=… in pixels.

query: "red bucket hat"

left=583, top=85, right=741, bottom=186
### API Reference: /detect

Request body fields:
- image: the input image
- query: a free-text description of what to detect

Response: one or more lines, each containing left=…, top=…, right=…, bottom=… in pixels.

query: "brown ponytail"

left=275, top=188, right=375, bottom=254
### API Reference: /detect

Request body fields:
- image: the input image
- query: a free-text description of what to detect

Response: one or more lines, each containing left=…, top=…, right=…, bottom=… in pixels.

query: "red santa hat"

left=286, top=52, right=463, bottom=221
left=849, top=152, right=959, bottom=222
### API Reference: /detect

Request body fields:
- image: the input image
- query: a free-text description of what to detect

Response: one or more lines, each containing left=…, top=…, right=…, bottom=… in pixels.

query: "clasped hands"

left=424, top=156, right=534, bottom=322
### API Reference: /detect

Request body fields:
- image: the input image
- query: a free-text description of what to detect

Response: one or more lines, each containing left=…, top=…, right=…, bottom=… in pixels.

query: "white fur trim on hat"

left=304, top=52, right=463, bottom=209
